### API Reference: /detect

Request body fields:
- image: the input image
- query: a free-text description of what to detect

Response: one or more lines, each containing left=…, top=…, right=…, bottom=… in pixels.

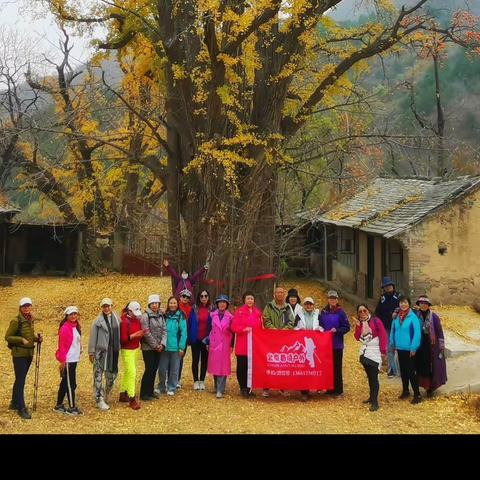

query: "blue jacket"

left=375, top=291, right=399, bottom=330
left=188, top=305, right=212, bottom=344
left=319, top=306, right=350, bottom=350
left=165, top=310, right=187, bottom=352
left=389, top=309, right=421, bottom=352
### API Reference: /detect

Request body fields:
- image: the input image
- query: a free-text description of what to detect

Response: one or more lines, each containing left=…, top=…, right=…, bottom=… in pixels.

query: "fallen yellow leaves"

left=0, top=275, right=479, bottom=434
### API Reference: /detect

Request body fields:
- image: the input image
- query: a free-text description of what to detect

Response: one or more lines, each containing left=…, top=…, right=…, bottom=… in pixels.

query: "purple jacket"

left=167, top=265, right=207, bottom=303
left=319, top=306, right=350, bottom=350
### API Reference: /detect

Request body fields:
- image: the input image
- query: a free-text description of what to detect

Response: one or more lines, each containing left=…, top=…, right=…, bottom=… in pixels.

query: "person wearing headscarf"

left=414, top=295, right=447, bottom=397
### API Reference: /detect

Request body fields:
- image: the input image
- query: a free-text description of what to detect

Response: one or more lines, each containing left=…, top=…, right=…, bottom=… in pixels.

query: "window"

left=340, top=228, right=354, bottom=253
left=389, top=240, right=403, bottom=272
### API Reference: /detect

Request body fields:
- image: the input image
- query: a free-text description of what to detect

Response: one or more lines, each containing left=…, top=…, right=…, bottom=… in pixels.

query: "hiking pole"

left=32, top=334, right=42, bottom=412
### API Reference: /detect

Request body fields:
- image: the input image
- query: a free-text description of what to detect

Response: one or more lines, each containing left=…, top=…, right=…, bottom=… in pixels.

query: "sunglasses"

left=200, top=294, right=209, bottom=298
left=181, top=294, right=190, bottom=298
left=358, top=309, right=368, bottom=313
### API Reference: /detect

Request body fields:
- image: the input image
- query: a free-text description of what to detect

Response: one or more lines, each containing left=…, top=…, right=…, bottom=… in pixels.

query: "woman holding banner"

left=319, top=291, right=350, bottom=397
left=231, top=291, right=262, bottom=398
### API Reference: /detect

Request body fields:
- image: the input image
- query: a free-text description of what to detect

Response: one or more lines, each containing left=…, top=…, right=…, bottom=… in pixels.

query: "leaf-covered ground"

left=1, top=275, right=479, bottom=434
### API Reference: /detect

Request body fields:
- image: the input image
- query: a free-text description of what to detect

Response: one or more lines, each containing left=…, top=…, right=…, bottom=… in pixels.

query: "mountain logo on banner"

left=267, top=337, right=316, bottom=367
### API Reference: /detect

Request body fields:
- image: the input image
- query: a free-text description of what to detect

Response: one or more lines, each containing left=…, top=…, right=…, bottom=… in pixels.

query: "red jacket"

left=120, top=313, right=142, bottom=350
left=231, top=305, right=262, bottom=356
left=354, top=315, right=388, bottom=354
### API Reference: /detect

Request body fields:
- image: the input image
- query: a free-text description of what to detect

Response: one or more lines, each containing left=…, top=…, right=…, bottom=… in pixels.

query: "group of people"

left=355, top=276, right=448, bottom=411
left=4, top=266, right=447, bottom=420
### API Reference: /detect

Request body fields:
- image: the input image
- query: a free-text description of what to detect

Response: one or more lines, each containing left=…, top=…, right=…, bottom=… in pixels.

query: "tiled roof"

left=0, top=198, right=20, bottom=215
left=309, top=176, right=480, bottom=238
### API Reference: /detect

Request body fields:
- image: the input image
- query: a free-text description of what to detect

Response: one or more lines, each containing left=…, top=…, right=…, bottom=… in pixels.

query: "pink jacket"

left=231, top=305, right=262, bottom=356
left=354, top=316, right=388, bottom=354
left=207, top=309, right=234, bottom=376
left=56, top=321, right=81, bottom=363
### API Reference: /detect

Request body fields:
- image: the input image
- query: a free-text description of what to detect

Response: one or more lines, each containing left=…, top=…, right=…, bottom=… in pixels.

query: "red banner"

left=247, top=329, right=334, bottom=390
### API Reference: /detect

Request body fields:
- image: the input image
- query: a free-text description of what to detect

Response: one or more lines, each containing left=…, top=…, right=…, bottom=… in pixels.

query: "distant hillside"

left=328, top=0, right=480, bottom=22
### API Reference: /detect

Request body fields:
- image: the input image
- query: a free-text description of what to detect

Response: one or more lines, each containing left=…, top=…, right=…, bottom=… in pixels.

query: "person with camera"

left=119, top=301, right=145, bottom=410
left=413, top=295, right=447, bottom=398
left=353, top=304, right=387, bottom=411
left=5, top=297, right=43, bottom=419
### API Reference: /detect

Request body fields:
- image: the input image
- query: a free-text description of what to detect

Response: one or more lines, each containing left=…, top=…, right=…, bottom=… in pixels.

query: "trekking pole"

left=32, top=335, right=42, bottom=412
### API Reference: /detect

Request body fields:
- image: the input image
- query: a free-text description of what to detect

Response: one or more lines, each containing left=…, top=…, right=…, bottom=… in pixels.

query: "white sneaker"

left=97, top=398, right=110, bottom=411
left=216, top=392, right=223, bottom=399
left=199, top=381, right=206, bottom=390
left=262, top=389, right=270, bottom=398
left=167, top=390, right=175, bottom=396
left=154, top=388, right=161, bottom=396
left=176, top=382, right=182, bottom=389
left=193, top=381, right=200, bottom=391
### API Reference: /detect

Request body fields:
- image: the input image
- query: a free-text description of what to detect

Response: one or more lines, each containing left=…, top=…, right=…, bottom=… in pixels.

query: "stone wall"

left=400, top=188, right=480, bottom=305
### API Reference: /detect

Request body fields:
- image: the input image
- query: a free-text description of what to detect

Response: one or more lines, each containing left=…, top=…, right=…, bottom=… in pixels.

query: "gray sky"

left=0, top=0, right=100, bottom=68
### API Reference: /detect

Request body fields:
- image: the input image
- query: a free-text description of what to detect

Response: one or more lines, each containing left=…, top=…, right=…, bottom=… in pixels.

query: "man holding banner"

left=260, top=287, right=296, bottom=397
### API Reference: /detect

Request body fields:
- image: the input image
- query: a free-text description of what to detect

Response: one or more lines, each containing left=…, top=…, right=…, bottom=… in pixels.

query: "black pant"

left=141, top=350, right=161, bottom=397
left=191, top=340, right=208, bottom=382
left=236, top=355, right=248, bottom=390
left=177, top=345, right=188, bottom=383
left=327, top=349, right=344, bottom=395
left=57, top=362, right=77, bottom=408
left=12, top=356, right=33, bottom=410
left=362, top=363, right=379, bottom=405
left=397, top=350, right=420, bottom=396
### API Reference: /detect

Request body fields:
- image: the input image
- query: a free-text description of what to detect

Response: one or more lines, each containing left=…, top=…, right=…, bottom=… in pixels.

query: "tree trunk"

left=433, top=53, right=446, bottom=177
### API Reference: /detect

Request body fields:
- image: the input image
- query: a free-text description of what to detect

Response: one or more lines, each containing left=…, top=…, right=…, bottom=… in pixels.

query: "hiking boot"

left=119, top=391, right=129, bottom=403
left=53, top=404, right=67, bottom=414
left=65, top=407, right=84, bottom=416
left=9, top=402, right=18, bottom=411
left=398, top=391, right=410, bottom=399
left=411, top=395, right=422, bottom=404
left=96, top=398, right=110, bottom=411
left=240, top=388, right=249, bottom=398
left=18, top=407, right=31, bottom=419
left=363, top=398, right=372, bottom=404
left=140, top=395, right=155, bottom=401
left=369, top=403, right=379, bottom=412
left=152, top=392, right=161, bottom=399
left=129, top=397, right=141, bottom=410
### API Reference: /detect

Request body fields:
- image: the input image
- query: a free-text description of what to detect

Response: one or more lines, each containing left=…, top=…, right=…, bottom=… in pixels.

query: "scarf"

left=360, top=314, right=373, bottom=337
left=398, top=308, right=410, bottom=323
left=419, top=309, right=436, bottom=345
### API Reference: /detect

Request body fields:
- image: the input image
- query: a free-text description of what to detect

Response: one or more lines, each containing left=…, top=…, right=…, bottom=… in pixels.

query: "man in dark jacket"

left=375, top=277, right=400, bottom=377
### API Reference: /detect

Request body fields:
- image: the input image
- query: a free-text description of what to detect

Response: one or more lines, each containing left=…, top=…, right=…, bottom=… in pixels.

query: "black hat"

left=286, top=289, right=301, bottom=304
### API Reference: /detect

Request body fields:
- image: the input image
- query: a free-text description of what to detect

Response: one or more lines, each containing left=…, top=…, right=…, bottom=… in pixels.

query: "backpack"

left=7, top=318, right=23, bottom=349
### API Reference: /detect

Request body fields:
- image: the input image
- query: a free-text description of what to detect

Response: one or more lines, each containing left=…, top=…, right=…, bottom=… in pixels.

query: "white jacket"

left=294, top=308, right=323, bottom=331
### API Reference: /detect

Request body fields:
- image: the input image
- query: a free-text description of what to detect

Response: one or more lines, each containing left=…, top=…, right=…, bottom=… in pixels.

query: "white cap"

left=127, top=301, right=142, bottom=317
left=100, top=298, right=113, bottom=307
left=19, top=297, right=33, bottom=307
left=180, top=289, right=192, bottom=298
left=303, top=297, right=315, bottom=304
left=148, top=294, right=160, bottom=305
left=64, top=306, right=79, bottom=316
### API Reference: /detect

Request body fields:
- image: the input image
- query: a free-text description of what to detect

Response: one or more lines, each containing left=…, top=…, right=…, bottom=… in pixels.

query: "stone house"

left=306, top=176, right=480, bottom=305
